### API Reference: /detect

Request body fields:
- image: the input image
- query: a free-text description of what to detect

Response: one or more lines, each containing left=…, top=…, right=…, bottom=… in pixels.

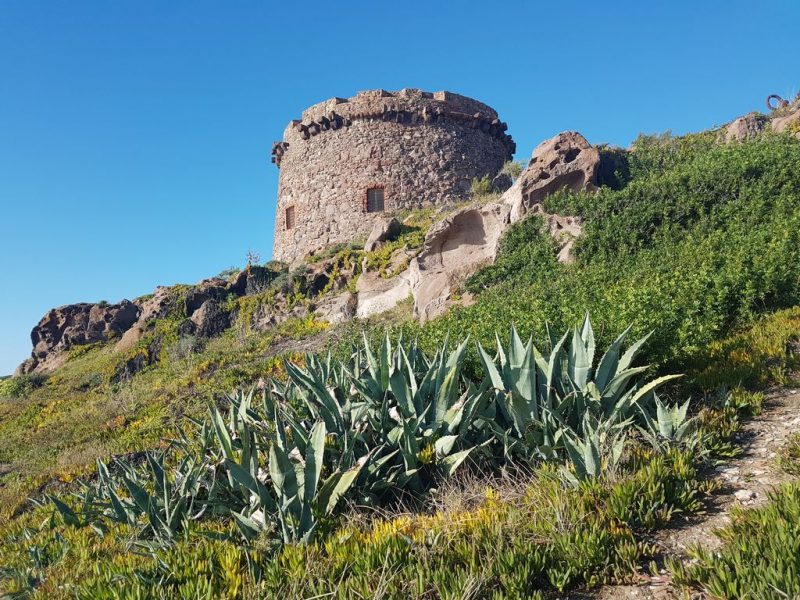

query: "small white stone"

left=734, top=489, right=757, bottom=502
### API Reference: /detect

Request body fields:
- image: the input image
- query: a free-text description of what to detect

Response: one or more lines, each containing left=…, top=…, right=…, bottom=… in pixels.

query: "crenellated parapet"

left=271, top=89, right=515, bottom=167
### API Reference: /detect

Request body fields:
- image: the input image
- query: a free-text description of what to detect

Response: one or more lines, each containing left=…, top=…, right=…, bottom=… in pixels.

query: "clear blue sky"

left=1, top=1, right=798, bottom=375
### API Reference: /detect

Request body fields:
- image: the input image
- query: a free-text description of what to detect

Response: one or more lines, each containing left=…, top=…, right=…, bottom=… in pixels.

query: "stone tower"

left=270, top=89, right=515, bottom=263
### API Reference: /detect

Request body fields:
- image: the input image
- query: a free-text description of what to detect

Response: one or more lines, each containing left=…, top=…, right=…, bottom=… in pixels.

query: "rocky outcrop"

left=409, top=203, right=511, bottom=321
left=405, top=131, right=600, bottom=322
left=18, top=129, right=602, bottom=374
left=771, top=100, right=800, bottom=136
left=506, top=131, right=599, bottom=223
left=356, top=253, right=415, bottom=319
left=491, top=172, right=513, bottom=193
left=364, top=218, right=402, bottom=252
left=17, top=301, right=140, bottom=374
left=725, top=112, right=768, bottom=142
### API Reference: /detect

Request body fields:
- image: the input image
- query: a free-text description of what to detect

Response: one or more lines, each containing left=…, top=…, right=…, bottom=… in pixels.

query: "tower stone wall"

left=271, top=89, right=514, bottom=263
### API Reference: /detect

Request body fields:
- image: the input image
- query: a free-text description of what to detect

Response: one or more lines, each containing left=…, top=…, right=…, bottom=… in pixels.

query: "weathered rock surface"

left=364, top=217, right=402, bottom=252
left=409, top=202, right=511, bottom=322
left=404, top=131, right=599, bottom=322
left=506, top=131, right=599, bottom=223
left=356, top=260, right=414, bottom=319
left=771, top=100, right=800, bottom=136
left=110, top=335, right=163, bottom=383
left=725, top=112, right=768, bottom=142
left=491, top=172, right=513, bottom=193
left=18, top=301, right=140, bottom=374
left=315, top=292, right=358, bottom=324
left=180, top=299, right=231, bottom=338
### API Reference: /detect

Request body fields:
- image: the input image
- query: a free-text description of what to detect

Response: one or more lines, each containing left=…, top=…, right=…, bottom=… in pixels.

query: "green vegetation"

left=2, top=128, right=800, bottom=597
left=411, top=133, right=800, bottom=374
left=670, top=483, right=800, bottom=599
left=2, top=317, right=754, bottom=598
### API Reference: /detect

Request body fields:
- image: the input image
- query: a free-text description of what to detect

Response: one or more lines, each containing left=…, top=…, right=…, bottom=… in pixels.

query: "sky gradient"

left=1, top=1, right=799, bottom=374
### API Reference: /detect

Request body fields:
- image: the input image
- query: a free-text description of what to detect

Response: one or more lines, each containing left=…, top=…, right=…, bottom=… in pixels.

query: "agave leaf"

left=438, top=447, right=474, bottom=477
left=232, top=510, right=263, bottom=541
left=317, top=456, right=370, bottom=515
left=106, top=487, right=133, bottom=524
left=49, top=495, right=81, bottom=528
left=269, top=444, right=298, bottom=502
left=568, top=325, right=592, bottom=391
left=594, top=325, right=631, bottom=395
left=434, top=435, right=459, bottom=458
left=655, top=395, right=672, bottom=437
left=223, top=459, right=276, bottom=512
left=362, top=331, right=379, bottom=381
left=379, top=332, right=391, bottom=391
left=580, top=312, right=595, bottom=368
left=390, top=368, right=415, bottom=419
left=602, top=366, right=650, bottom=403
left=121, top=474, right=151, bottom=515
left=545, top=331, right=569, bottom=406
left=303, top=421, right=326, bottom=503
left=626, top=374, right=683, bottom=416
left=210, top=406, right=235, bottom=460
left=435, top=337, right=469, bottom=424
left=617, top=330, right=653, bottom=374
left=478, top=342, right=504, bottom=391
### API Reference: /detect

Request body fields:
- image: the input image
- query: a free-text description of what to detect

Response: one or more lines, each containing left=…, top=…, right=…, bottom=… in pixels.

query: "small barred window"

left=285, top=206, right=296, bottom=229
left=366, top=187, right=385, bottom=213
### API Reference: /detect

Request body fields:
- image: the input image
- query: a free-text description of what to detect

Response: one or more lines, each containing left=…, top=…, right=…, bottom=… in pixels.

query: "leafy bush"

left=0, top=374, right=48, bottom=399
left=470, top=175, right=494, bottom=196
left=413, top=133, right=800, bottom=373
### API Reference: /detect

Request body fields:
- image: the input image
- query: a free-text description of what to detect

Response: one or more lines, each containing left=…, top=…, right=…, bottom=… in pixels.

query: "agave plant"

left=479, top=315, right=682, bottom=466
left=637, top=395, right=697, bottom=451
left=229, top=420, right=367, bottom=543
left=74, top=445, right=212, bottom=547
left=285, top=333, right=489, bottom=495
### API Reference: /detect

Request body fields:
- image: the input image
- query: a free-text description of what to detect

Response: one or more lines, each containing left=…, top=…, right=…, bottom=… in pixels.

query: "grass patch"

left=670, top=482, right=800, bottom=599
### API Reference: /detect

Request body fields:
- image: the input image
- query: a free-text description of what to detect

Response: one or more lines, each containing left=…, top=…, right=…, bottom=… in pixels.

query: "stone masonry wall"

left=271, top=89, right=514, bottom=263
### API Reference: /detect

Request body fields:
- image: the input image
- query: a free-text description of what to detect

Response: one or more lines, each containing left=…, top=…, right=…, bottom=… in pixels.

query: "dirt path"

left=592, top=388, right=800, bottom=600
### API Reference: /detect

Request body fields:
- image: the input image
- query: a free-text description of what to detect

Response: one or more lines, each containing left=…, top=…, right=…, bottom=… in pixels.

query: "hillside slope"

left=3, top=105, right=800, bottom=598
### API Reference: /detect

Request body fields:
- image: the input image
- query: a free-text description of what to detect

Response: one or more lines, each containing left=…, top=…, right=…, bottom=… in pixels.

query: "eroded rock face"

left=364, top=217, right=402, bottom=252
left=18, top=301, right=140, bottom=374
left=507, top=132, right=599, bottom=223
left=356, top=249, right=415, bottom=319
left=725, top=112, right=769, bottom=142
left=771, top=100, right=800, bottom=137
left=403, top=131, right=600, bottom=322
left=409, top=202, right=510, bottom=321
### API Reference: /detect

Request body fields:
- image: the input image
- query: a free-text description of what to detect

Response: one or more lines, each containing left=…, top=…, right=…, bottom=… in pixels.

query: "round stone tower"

left=270, top=88, right=515, bottom=263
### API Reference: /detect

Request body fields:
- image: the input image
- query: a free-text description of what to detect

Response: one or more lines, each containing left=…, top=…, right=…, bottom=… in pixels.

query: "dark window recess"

left=366, top=188, right=385, bottom=213
left=285, top=206, right=296, bottom=229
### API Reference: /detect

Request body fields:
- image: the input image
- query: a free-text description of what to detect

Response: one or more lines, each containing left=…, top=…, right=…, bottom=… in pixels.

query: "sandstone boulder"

left=771, top=100, right=800, bottom=137
left=229, top=265, right=282, bottom=296
left=179, top=299, right=231, bottom=338
left=364, top=217, right=402, bottom=252
left=725, top=112, right=768, bottom=142
left=403, top=131, right=599, bottom=322
left=110, top=335, right=163, bottom=383
left=506, top=131, right=599, bottom=223
left=356, top=250, right=415, bottom=319
left=410, top=202, right=511, bottom=322
left=542, top=209, right=583, bottom=264
left=19, top=300, right=140, bottom=374
left=315, top=291, right=358, bottom=324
